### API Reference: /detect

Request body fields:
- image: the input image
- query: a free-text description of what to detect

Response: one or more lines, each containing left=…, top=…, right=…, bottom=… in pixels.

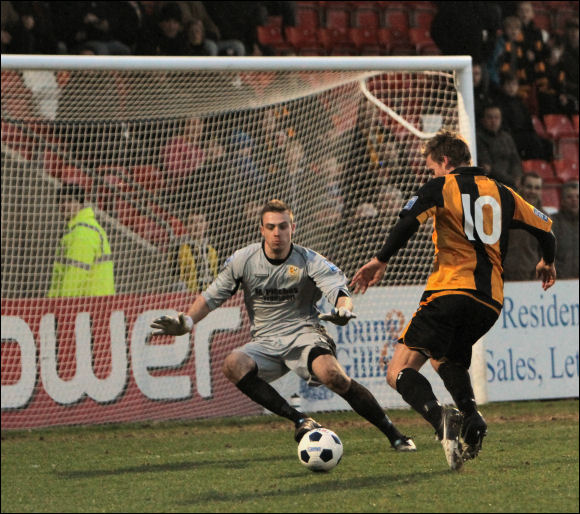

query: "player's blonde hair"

left=260, top=199, right=294, bottom=225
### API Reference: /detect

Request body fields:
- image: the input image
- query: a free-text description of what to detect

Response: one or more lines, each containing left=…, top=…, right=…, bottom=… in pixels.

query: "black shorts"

left=398, top=290, right=501, bottom=368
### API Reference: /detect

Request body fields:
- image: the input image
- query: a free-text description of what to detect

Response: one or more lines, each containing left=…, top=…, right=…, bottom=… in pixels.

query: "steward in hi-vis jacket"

left=48, top=184, right=115, bottom=297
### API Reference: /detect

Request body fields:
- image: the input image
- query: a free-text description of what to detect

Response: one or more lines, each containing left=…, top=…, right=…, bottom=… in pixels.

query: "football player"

left=351, top=130, right=557, bottom=470
left=151, top=199, right=416, bottom=451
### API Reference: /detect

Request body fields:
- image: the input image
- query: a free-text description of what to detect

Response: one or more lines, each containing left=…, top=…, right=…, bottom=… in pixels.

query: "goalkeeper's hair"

left=422, top=129, right=472, bottom=168
left=260, top=199, right=294, bottom=225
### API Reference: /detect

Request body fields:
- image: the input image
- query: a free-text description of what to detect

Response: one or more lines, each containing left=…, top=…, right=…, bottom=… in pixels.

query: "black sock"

left=437, top=361, right=478, bottom=417
left=341, top=380, right=404, bottom=444
left=396, top=368, right=442, bottom=433
left=236, top=368, right=303, bottom=424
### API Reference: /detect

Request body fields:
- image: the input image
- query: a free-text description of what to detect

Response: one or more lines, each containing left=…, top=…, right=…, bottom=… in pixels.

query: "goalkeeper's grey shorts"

left=236, top=329, right=336, bottom=386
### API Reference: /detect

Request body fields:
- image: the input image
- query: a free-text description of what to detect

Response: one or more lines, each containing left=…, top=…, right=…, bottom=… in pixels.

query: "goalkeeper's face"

left=260, top=211, right=295, bottom=257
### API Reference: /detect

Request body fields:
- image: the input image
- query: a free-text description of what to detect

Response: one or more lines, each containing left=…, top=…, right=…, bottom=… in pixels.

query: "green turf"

left=2, top=399, right=578, bottom=513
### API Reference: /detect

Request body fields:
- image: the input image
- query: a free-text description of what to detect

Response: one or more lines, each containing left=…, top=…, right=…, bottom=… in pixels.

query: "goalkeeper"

left=151, top=199, right=415, bottom=451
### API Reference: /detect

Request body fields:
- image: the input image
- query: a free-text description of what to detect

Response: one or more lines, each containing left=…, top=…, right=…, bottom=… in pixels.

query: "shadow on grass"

left=54, top=455, right=285, bottom=479
left=175, top=469, right=450, bottom=507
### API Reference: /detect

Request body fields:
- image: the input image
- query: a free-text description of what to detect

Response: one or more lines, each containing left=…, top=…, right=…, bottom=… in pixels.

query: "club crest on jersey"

left=287, top=265, right=299, bottom=277
left=403, top=196, right=418, bottom=210
left=533, top=208, right=549, bottom=222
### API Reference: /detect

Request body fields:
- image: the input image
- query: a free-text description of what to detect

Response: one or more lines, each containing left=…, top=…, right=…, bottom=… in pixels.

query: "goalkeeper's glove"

left=150, top=313, right=194, bottom=336
left=318, top=307, right=357, bottom=326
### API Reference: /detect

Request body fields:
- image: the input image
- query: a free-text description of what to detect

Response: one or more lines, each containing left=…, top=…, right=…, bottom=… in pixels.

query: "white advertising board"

left=485, top=280, right=579, bottom=402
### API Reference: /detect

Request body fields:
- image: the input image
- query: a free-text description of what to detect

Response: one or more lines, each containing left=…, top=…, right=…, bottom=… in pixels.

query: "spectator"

left=7, top=1, right=58, bottom=54
left=108, top=1, right=146, bottom=54
left=137, top=1, right=189, bottom=56
left=431, top=2, right=502, bottom=64
left=538, top=34, right=572, bottom=116
left=494, top=71, right=553, bottom=160
left=473, top=61, right=499, bottom=123
left=1, top=1, right=19, bottom=53
left=184, top=18, right=215, bottom=55
left=476, top=104, right=523, bottom=188
left=171, top=210, right=219, bottom=292
left=517, top=1, right=548, bottom=47
left=488, top=15, right=547, bottom=100
left=204, top=1, right=267, bottom=55
left=559, top=17, right=579, bottom=114
left=48, top=184, right=115, bottom=298
left=170, top=1, right=245, bottom=56
left=50, top=1, right=131, bottom=55
left=503, top=172, right=547, bottom=281
left=552, top=181, right=579, bottom=279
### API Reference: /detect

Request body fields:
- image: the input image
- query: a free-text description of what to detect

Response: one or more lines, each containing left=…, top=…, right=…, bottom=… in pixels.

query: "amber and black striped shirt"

left=376, top=167, right=555, bottom=308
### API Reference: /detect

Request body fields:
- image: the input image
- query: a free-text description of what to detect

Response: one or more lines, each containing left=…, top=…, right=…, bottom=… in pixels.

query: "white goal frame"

left=1, top=54, right=488, bottom=411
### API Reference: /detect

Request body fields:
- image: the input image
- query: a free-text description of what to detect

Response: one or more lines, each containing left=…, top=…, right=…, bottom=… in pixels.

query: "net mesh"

left=1, top=64, right=469, bottom=429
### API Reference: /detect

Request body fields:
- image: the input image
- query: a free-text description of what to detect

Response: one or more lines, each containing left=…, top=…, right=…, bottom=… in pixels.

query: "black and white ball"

left=297, top=428, right=343, bottom=472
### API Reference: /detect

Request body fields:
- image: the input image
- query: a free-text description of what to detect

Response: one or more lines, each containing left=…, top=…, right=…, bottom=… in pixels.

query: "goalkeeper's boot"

left=439, top=406, right=464, bottom=471
left=461, top=410, right=487, bottom=461
left=391, top=436, right=417, bottom=452
left=294, top=417, right=322, bottom=443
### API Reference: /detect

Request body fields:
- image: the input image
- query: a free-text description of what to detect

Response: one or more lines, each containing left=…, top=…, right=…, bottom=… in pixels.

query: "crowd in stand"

left=2, top=1, right=578, bottom=284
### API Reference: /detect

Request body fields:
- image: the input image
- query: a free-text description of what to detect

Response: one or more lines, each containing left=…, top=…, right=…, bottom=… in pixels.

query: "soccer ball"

left=297, top=428, right=343, bottom=472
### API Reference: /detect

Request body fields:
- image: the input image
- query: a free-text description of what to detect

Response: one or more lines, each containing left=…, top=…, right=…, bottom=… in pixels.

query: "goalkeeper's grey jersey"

left=202, top=242, right=350, bottom=338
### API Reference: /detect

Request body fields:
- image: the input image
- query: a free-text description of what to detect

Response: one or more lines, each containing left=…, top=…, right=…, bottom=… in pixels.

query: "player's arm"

left=150, top=251, right=241, bottom=336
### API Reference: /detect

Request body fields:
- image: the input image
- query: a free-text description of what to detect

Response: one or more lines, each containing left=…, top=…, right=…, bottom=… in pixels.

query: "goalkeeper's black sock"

left=437, top=361, right=478, bottom=417
left=236, top=368, right=303, bottom=424
left=396, top=368, right=443, bottom=434
left=340, top=379, right=405, bottom=445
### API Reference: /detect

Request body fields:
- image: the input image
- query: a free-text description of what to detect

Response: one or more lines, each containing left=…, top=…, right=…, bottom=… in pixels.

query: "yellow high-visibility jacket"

left=48, top=207, right=115, bottom=297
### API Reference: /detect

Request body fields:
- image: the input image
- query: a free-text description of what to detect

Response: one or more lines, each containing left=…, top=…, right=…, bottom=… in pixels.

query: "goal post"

left=1, top=55, right=484, bottom=429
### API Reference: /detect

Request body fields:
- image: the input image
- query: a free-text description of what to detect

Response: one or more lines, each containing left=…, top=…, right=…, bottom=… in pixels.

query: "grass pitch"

left=1, top=399, right=578, bottom=513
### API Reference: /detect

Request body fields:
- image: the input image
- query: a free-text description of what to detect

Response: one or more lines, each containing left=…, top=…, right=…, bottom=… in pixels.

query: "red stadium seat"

left=531, top=115, right=548, bottom=139
left=521, top=159, right=555, bottom=180
left=285, top=26, right=319, bottom=51
left=543, top=114, right=576, bottom=140
left=257, top=25, right=285, bottom=45
left=324, top=3, right=351, bottom=32
left=412, top=8, right=435, bottom=29
left=384, top=8, right=410, bottom=37
left=349, top=27, right=381, bottom=54
left=317, top=27, right=354, bottom=53
left=353, top=5, right=380, bottom=29
left=572, top=114, right=579, bottom=136
left=553, top=160, right=579, bottom=182
left=409, top=27, right=438, bottom=54
left=377, top=28, right=394, bottom=54
left=296, top=2, right=321, bottom=29
left=557, top=138, right=579, bottom=165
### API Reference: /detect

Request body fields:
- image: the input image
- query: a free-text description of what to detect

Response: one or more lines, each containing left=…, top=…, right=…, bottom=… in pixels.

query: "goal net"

left=1, top=56, right=477, bottom=429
